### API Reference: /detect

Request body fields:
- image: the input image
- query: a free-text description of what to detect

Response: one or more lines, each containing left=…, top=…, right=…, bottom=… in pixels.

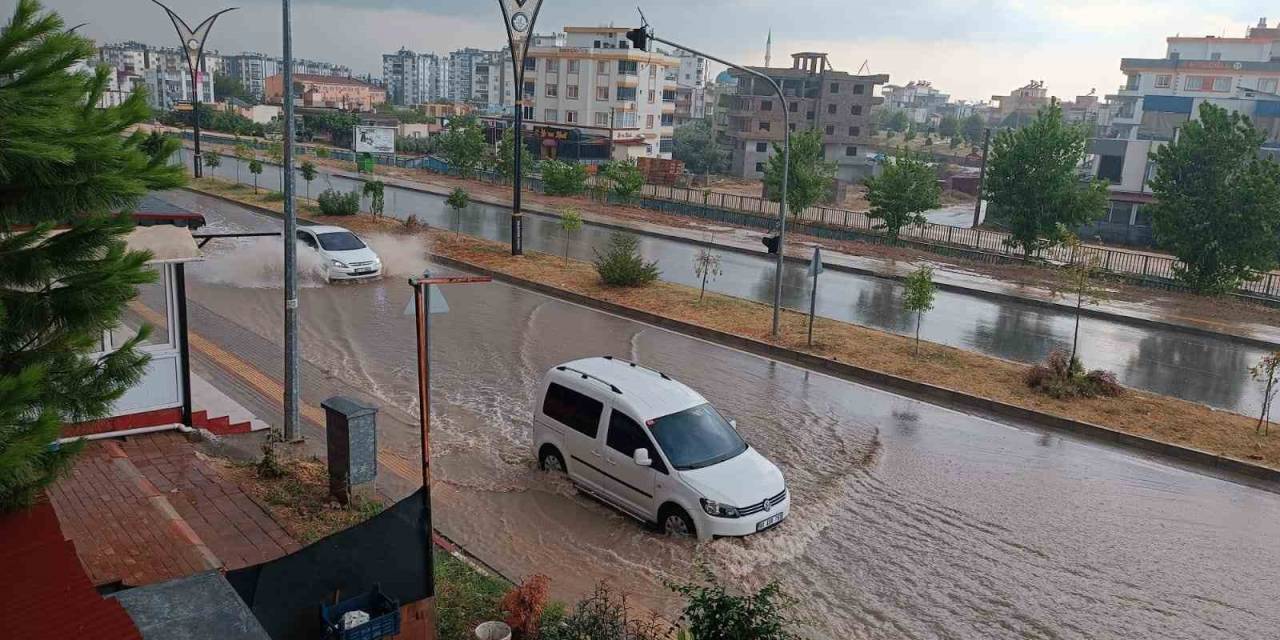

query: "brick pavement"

left=49, top=431, right=300, bottom=587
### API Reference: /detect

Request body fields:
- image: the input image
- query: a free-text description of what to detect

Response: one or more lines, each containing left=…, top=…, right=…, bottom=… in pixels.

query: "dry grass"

left=188, top=178, right=1280, bottom=471
left=219, top=455, right=385, bottom=544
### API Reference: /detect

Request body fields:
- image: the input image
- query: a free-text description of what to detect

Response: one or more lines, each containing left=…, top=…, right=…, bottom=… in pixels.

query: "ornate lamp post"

left=497, top=0, right=546, bottom=256
left=150, top=1, right=236, bottom=178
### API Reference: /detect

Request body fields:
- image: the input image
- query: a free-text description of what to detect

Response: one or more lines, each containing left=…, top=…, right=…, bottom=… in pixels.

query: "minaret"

left=765, top=29, right=772, bottom=68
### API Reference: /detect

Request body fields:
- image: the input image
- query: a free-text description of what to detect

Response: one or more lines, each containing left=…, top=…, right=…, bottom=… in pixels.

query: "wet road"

left=163, top=189, right=1280, bottom=639
left=198, top=156, right=1272, bottom=415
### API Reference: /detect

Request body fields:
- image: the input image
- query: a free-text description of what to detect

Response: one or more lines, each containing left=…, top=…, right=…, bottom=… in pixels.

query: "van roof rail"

left=601, top=355, right=671, bottom=380
left=555, top=366, right=622, bottom=394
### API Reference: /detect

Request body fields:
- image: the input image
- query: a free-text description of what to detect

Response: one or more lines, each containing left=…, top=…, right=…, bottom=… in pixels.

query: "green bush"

left=1025, top=349, right=1123, bottom=399
left=601, top=159, right=645, bottom=200
left=262, top=190, right=285, bottom=202
left=541, top=159, right=589, bottom=196
left=594, top=233, right=659, bottom=287
left=540, top=583, right=668, bottom=640
left=316, top=188, right=360, bottom=216
left=669, top=565, right=799, bottom=640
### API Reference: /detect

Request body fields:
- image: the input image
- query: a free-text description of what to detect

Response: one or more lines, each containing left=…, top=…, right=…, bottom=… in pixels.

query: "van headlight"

left=700, top=498, right=740, bottom=519
left=330, top=259, right=348, bottom=268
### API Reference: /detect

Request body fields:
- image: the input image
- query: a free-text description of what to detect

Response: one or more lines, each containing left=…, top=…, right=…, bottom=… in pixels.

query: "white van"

left=532, top=357, right=789, bottom=540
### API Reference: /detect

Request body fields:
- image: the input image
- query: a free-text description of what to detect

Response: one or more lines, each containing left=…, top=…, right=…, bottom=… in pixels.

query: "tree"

left=494, top=127, right=534, bottom=180
left=594, top=233, right=659, bottom=287
left=438, top=114, right=486, bottom=177
left=601, top=159, right=645, bottom=200
left=446, top=187, right=469, bottom=236
left=673, top=118, right=726, bottom=183
left=233, top=143, right=253, bottom=184
left=1251, top=352, right=1280, bottom=435
left=961, top=114, right=986, bottom=144
left=692, top=248, right=722, bottom=302
left=139, top=130, right=170, bottom=162
left=885, top=110, right=910, bottom=133
left=1147, top=103, right=1280, bottom=294
left=1055, top=235, right=1110, bottom=368
left=762, top=129, right=835, bottom=218
left=559, top=208, right=583, bottom=261
left=300, top=161, right=317, bottom=200
left=202, top=151, right=221, bottom=173
left=938, top=116, right=959, bottom=139
left=984, top=103, right=1108, bottom=257
left=267, top=140, right=284, bottom=185
left=212, top=72, right=253, bottom=104
left=864, top=151, right=941, bottom=242
left=904, top=128, right=917, bottom=143
left=902, top=266, right=936, bottom=356
left=248, top=158, right=263, bottom=193
left=949, top=136, right=962, bottom=149
left=362, top=180, right=385, bottom=218
left=541, top=159, right=589, bottom=196
left=1, top=0, right=185, bottom=511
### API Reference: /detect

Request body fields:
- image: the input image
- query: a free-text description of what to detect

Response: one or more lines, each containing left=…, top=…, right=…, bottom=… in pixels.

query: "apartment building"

left=143, top=67, right=215, bottom=111
left=224, top=53, right=279, bottom=99
left=264, top=73, right=385, bottom=111
left=670, top=50, right=709, bottom=125
left=881, top=80, right=950, bottom=126
left=471, top=50, right=514, bottom=113
left=1084, top=18, right=1280, bottom=246
left=448, top=48, right=503, bottom=103
left=721, top=52, right=887, bottom=185
left=422, top=53, right=450, bottom=102
left=514, top=26, right=680, bottom=160
left=383, top=47, right=426, bottom=106
left=990, top=80, right=1049, bottom=127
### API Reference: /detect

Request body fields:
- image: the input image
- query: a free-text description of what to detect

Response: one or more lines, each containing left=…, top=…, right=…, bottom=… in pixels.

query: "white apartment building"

left=383, top=47, right=426, bottom=105
left=881, top=80, right=950, bottom=125
left=669, top=50, right=708, bottom=125
left=449, top=48, right=504, bottom=103
left=1086, top=18, right=1280, bottom=246
left=518, top=26, right=679, bottom=160
left=470, top=51, right=513, bottom=113
left=143, top=67, right=215, bottom=111
left=422, top=53, right=450, bottom=102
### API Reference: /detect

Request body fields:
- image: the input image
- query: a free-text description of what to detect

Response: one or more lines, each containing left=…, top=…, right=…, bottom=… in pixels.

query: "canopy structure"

left=125, top=225, right=204, bottom=264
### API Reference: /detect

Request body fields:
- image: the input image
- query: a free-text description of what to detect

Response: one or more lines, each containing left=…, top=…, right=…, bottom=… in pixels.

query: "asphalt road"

left=155, top=189, right=1280, bottom=639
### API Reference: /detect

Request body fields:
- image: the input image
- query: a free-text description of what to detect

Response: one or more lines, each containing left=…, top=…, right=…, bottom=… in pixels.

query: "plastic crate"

left=321, top=585, right=401, bottom=640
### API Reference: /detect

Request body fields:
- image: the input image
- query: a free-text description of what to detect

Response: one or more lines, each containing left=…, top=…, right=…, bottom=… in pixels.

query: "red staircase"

left=190, top=409, right=251, bottom=435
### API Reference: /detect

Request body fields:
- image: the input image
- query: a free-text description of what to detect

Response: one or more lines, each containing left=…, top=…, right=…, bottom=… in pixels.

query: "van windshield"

left=317, top=232, right=365, bottom=251
left=648, top=404, right=746, bottom=470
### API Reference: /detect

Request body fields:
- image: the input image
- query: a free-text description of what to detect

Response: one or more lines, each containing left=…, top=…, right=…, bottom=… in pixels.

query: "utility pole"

left=150, top=2, right=236, bottom=179
left=497, top=0, right=546, bottom=256
left=973, top=127, right=991, bottom=228
left=282, top=0, right=301, bottom=442
left=626, top=21, right=791, bottom=337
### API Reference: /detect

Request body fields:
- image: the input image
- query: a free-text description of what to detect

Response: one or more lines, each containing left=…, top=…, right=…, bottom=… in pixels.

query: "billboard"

left=353, top=125, right=396, bottom=154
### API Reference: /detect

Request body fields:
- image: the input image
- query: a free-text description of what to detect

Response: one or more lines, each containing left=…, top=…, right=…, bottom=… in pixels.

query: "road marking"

left=130, top=302, right=421, bottom=483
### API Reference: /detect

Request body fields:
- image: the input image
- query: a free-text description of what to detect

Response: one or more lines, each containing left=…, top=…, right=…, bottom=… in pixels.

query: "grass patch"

left=436, top=553, right=510, bottom=640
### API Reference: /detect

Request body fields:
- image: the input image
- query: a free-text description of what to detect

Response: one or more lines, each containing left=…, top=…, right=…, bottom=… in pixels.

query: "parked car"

left=295, top=225, right=382, bottom=282
left=532, top=356, right=789, bottom=540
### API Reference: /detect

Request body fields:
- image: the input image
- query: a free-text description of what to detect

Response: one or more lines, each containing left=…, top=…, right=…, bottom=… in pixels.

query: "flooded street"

left=158, top=190, right=1280, bottom=639
left=196, top=156, right=1274, bottom=415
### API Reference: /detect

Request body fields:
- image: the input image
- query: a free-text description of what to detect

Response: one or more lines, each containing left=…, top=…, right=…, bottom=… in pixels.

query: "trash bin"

left=358, top=153, right=375, bottom=174
left=475, top=621, right=512, bottom=640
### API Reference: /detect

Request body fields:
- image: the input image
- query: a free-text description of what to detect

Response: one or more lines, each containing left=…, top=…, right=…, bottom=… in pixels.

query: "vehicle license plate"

left=756, top=512, right=784, bottom=531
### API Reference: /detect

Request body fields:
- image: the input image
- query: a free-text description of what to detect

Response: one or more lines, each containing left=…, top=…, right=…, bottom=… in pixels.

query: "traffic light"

left=626, top=27, right=648, bottom=51
left=762, top=234, right=780, bottom=254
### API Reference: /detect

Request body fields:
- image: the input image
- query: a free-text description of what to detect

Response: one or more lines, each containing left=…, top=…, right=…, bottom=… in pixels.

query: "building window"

left=760, top=100, right=772, bottom=111
left=545, top=83, right=558, bottom=97
left=595, top=111, right=610, bottom=126
left=789, top=123, right=796, bottom=132
left=648, top=89, right=655, bottom=103
left=830, top=82, right=840, bottom=93
left=523, top=82, right=535, bottom=98
left=1213, top=76, right=1232, bottom=92
left=618, top=60, right=638, bottom=75
left=853, top=84, right=865, bottom=94
left=522, top=105, right=534, bottom=119
left=759, top=121, right=771, bottom=131
left=567, top=84, right=579, bottom=99
left=524, top=57, right=537, bottom=71
left=566, top=110, right=578, bottom=123
left=1261, top=78, right=1279, bottom=93
left=1210, top=52, right=1222, bottom=61
left=659, top=137, right=674, bottom=153
left=845, top=146, right=858, bottom=157
left=755, top=162, right=765, bottom=172
left=806, top=111, right=814, bottom=120
left=596, top=85, right=609, bottom=101
left=789, top=102, right=798, bottom=112
left=545, top=109, right=557, bottom=122
left=827, top=104, right=836, bottom=114
left=567, top=59, right=580, bottom=74
left=660, top=113, right=673, bottom=126
left=646, top=114, right=654, bottom=128
left=616, top=86, right=636, bottom=101
left=1154, top=74, right=1172, bottom=89
left=662, top=89, right=675, bottom=102
left=851, top=104, right=863, bottom=116
left=1125, top=73, right=1140, bottom=90
left=848, top=126, right=860, bottom=137
left=825, top=125, right=835, bottom=135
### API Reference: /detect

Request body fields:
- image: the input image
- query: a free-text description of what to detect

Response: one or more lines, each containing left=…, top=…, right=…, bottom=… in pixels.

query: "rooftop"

left=278, top=73, right=380, bottom=88
left=555, top=356, right=706, bottom=421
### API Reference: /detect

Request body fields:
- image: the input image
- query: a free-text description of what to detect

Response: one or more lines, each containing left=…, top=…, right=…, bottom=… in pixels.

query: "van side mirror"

left=633, top=448, right=652, bottom=467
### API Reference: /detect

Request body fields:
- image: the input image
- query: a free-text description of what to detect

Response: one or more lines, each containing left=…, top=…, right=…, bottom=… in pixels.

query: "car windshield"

left=317, top=231, right=365, bottom=251
left=647, top=404, right=747, bottom=470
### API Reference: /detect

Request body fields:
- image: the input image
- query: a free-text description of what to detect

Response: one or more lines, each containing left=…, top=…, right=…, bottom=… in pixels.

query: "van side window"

left=607, top=411, right=667, bottom=474
left=542, top=383, right=603, bottom=437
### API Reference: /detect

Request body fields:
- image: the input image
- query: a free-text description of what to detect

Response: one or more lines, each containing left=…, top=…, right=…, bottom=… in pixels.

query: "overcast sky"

left=28, top=0, right=1271, bottom=101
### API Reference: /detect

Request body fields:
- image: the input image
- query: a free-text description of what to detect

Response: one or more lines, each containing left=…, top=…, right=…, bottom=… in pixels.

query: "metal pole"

left=192, top=78, right=203, bottom=178
left=807, top=260, right=817, bottom=347
left=513, top=102, right=524, bottom=255
left=412, top=281, right=434, bottom=629
left=149, top=2, right=235, bottom=177
left=648, top=35, right=790, bottom=336
left=175, top=264, right=193, bottom=426
left=282, top=0, right=301, bottom=442
left=973, top=127, right=991, bottom=228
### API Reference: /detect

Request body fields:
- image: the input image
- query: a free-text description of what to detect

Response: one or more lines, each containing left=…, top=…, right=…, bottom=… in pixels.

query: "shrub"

left=1025, top=349, right=1123, bottom=399
left=669, top=565, right=798, bottom=640
left=500, top=574, right=550, bottom=639
left=541, top=583, right=669, bottom=640
left=403, top=214, right=423, bottom=232
left=316, top=188, right=360, bottom=216
left=541, top=159, right=589, bottom=196
left=601, top=160, right=645, bottom=200
left=262, top=190, right=285, bottom=202
left=594, top=233, right=659, bottom=287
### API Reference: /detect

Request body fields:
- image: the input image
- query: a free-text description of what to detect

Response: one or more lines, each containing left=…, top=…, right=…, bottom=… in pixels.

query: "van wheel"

left=539, top=446, right=565, bottom=473
left=659, top=505, right=696, bottom=538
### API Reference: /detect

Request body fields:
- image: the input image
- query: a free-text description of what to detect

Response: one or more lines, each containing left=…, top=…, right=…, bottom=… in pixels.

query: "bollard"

left=322, top=396, right=379, bottom=504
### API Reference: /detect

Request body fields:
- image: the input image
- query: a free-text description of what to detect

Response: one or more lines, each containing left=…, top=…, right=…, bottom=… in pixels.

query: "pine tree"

left=0, top=0, right=185, bottom=511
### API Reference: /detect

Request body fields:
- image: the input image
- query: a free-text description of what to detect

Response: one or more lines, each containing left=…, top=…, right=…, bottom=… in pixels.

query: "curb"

left=427, top=253, right=1280, bottom=490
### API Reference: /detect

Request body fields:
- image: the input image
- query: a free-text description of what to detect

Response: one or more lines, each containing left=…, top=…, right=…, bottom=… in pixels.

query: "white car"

left=532, top=356, right=789, bottom=540
left=295, top=225, right=382, bottom=282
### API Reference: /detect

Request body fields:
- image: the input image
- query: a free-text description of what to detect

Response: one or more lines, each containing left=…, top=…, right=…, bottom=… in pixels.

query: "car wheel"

left=660, top=505, right=696, bottom=538
left=539, top=446, right=565, bottom=473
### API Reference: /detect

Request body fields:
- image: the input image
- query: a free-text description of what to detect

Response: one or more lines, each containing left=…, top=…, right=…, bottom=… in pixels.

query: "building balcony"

left=616, top=75, right=639, bottom=88
left=661, top=102, right=676, bottom=113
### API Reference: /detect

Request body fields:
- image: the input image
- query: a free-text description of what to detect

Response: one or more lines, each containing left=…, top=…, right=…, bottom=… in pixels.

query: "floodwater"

left=197, top=156, right=1273, bottom=416
left=163, top=190, right=1280, bottom=639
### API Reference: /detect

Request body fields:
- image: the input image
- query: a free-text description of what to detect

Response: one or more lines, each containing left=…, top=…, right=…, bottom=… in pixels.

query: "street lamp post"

left=281, top=0, right=302, bottom=443
left=150, top=1, right=236, bottom=179
left=626, top=24, right=791, bottom=337
left=497, top=0, right=547, bottom=256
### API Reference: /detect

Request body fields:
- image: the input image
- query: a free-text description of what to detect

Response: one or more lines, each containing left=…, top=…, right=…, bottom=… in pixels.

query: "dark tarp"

left=226, top=489, right=430, bottom=640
